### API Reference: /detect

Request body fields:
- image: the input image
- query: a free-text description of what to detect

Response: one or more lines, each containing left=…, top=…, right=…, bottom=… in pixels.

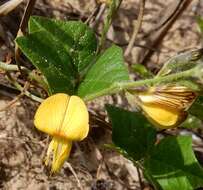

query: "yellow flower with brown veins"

left=34, top=93, right=89, bottom=173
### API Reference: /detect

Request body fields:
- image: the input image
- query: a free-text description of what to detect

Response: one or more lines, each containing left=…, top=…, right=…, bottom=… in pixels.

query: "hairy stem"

left=83, top=67, right=195, bottom=102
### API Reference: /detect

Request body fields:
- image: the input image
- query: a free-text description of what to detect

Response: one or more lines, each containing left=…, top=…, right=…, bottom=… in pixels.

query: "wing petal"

left=138, top=85, right=197, bottom=110
left=141, top=103, right=188, bottom=129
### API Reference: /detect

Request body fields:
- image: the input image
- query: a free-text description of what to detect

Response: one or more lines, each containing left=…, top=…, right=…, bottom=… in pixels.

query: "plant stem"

left=0, top=0, right=23, bottom=16
left=19, top=0, right=37, bottom=34
left=6, top=72, right=43, bottom=103
left=83, top=67, right=195, bottom=102
left=0, top=61, right=20, bottom=71
left=120, top=67, right=194, bottom=88
left=15, top=0, right=37, bottom=74
left=97, top=0, right=121, bottom=53
left=124, top=0, right=145, bottom=57
left=0, top=61, right=49, bottom=91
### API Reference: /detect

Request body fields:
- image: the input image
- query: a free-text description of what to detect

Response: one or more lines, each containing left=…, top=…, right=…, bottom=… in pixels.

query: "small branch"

left=15, top=0, right=37, bottom=74
left=124, top=0, right=145, bottom=57
left=85, top=4, right=101, bottom=25
left=66, top=162, right=84, bottom=190
left=136, top=166, right=144, bottom=190
left=89, top=4, right=106, bottom=28
left=0, top=0, right=23, bottom=16
left=0, top=82, right=29, bottom=112
left=6, top=72, right=43, bottom=103
left=97, top=0, right=122, bottom=53
left=0, top=61, right=49, bottom=91
left=140, top=0, right=193, bottom=65
left=19, top=0, right=37, bottom=34
left=0, top=61, right=19, bottom=71
left=149, top=1, right=182, bottom=32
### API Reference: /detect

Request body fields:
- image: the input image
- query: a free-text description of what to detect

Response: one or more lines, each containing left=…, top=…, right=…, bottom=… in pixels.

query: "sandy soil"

left=0, top=0, right=203, bottom=189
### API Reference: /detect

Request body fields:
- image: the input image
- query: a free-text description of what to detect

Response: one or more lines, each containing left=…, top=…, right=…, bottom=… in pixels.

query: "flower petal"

left=60, top=96, right=89, bottom=141
left=34, top=93, right=70, bottom=136
left=45, top=137, right=72, bottom=173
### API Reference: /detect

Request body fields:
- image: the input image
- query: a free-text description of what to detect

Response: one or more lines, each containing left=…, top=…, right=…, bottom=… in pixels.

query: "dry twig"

left=0, top=81, right=29, bottom=112
left=85, top=4, right=101, bottom=25
left=136, top=166, right=144, bottom=190
left=15, top=0, right=37, bottom=74
left=0, top=0, right=23, bottom=16
left=140, top=0, right=193, bottom=65
left=124, top=0, right=145, bottom=57
left=91, top=4, right=106, bottom=28
left=6, top=72, right=43, bottom=102
left=66, top=162, right=84, bottom=190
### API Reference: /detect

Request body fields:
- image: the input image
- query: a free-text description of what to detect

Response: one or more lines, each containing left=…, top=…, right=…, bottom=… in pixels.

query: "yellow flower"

left=34, top=93, right=89, bottom=173
left=126, top=85, right=197, bottom=129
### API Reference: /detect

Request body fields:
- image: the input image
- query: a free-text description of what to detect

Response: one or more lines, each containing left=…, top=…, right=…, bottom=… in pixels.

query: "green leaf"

left=78, top=45, right=129, bottom=100
left=144, top=136, right=203, bottom=190
left=106, top=105, right=156, bottom=160
left=16, top=31, right=76, bottom=94
left=189, top=96, right=203, bottom=121
left=16, top=16, right=97, bottom=94
left=28, top=16, right=97, bottom=73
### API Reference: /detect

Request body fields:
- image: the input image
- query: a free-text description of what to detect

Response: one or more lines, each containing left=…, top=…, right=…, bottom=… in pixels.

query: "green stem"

left=97, top=0, right=121, bottom=53
left=0, top=61, right=49, bottom=91
left=120, top=67, right=194, bottom=88
left=12, top=81, right=43, bottom=102
left=0, top=61, right=20, bottom=71
left=6, top=72, right=43, bottom=103
left=83, top=67, right=195, bottom=102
